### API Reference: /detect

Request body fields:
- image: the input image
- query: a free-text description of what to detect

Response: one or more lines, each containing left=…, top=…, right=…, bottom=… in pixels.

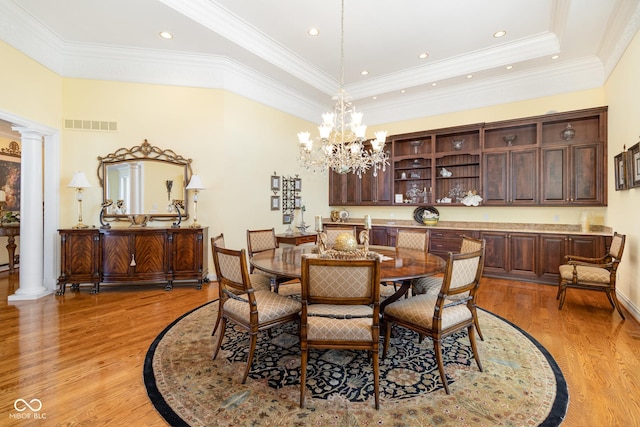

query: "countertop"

left=323, top=218, right=612, bottom=236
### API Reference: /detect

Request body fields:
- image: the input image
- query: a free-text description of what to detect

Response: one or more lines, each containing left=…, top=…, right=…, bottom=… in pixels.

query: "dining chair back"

left=211, top=244, right=301, bottom=383
left=557, top=232, right=626, bottom=319
left=324, top=226, right=357, bottom=245
left=396, top=229, right=429, bottom=251
left=383, top=247, right=485, bottom=394
left=299, top=256, right=381, bottom=409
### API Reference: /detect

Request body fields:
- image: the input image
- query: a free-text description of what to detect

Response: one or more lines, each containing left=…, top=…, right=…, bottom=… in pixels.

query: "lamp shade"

left=67, top=171, right=91, bottom=188
left=186, top=174, right=205, bottom=190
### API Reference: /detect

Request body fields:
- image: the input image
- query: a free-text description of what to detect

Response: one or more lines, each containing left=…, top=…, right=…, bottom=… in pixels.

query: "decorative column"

left=8, top=128, right=51, bottom=301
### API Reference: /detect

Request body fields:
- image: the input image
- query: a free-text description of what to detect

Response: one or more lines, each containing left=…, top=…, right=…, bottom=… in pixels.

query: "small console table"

left=275, top=232, right=317, bottom=246
left=0, top=224, right=19, bottom=274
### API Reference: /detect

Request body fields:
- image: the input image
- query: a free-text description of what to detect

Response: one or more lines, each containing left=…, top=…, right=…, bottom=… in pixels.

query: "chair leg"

left=468, top=325, right=483, bottom=372
left=558, top=282, right=568, bottom=310
left=372, top=348, right=380, bottom=410
left=300, top=348, right=308, bottom=408
left=382, top=322, right=392, bottom=359
left=608, top=290, right=626, bottom=320
left=472, top=307, right=484, bottom=341
left=433, top=339, right=449, bottom=394
left=211, top=301, right=223, bottom=337
left=212, top=318, right=227, bottom=360
left=241, top=333, right=258, bottom=384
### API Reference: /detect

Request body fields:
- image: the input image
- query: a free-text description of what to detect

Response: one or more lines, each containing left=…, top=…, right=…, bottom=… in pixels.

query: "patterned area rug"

left=144, top=301, right=567, bottom=426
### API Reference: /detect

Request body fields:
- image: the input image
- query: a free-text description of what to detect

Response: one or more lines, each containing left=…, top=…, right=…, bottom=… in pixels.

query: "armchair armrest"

left=563, top=254, right=606, bottom=264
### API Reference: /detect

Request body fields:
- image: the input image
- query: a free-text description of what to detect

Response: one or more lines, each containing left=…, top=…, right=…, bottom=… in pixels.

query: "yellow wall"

left=604, top=27, right=640, bottom=313
left=0, top=41, right=62, bottom=128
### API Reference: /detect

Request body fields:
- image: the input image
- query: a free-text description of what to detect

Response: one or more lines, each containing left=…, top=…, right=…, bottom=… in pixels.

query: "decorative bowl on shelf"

left=423, top=218, right=438, bottom=226
left=560, top=123, right=576, bottom=141
left=503, top=134, right=517, bottom=146
left=452, top=139, right=465, bottom=151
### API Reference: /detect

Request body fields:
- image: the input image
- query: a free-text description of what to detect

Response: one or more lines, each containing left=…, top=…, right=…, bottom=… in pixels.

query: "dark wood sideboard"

left=56, top=227, right=208, bottom=295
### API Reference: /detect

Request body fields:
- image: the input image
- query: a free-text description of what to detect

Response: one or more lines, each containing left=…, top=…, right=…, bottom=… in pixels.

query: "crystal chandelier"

left=297, top=0, right=388, bottom=178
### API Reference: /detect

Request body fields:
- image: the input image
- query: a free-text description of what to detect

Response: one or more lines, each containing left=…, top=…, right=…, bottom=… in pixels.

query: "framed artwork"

left=0, top=154, right=21, bottom=211
left=282, top=213, right=293, bottom=224
left=294, top=196, right=302, bottom=209
left=270, top=175, right=281, bottom=191
left=629, top=143, right=640, bottom=188
left=614, top=152, right=627, bottom=190
left=294, top=177, right=302, bottom=191
left=270, top=195, right=280, bottom=211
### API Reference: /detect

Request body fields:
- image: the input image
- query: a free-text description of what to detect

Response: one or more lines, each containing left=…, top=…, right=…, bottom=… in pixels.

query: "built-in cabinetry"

left=57, top=227, right=208, bottom=295
left=323, top=222, right=610, bottom=285
left=329, top=106, right=607, bottom=207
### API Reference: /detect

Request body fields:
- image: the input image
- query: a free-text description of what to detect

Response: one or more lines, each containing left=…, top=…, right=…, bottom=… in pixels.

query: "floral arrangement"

left=423, top=210, right=439, bottom=220
left=2, top=212, right=20, bottom=224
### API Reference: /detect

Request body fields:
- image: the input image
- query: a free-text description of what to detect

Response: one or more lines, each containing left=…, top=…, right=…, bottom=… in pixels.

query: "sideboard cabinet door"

left=56, top=229, right=100, bottom=295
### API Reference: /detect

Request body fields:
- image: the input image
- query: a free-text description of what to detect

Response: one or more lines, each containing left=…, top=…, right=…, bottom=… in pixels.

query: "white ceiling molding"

left=361, top=57, right=605, bottom=125
left=599, top=0, right=640, bottom=77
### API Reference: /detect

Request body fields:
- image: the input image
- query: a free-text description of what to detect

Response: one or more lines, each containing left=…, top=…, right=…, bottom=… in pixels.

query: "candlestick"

left=364, top=214, right=372, bottom=230
left=315, top=215, right=323, bottom=232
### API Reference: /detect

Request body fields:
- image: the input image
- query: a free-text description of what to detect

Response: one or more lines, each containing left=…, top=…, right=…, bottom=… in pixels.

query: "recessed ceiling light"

left=493, top=30, right=507, bottom=38
left=431, top=82, right=437, bottom=87
left=372, top=96, right=377, bottom=100
left=419, top=53, right=429, bottom=59
left=400, top=89, right=406, bottom=94
left=506, top=65, right=513, bottom=70
left=159, top=31, right=173, bottom=39
left=466, top=74, right=473, bottom=79
left=307, top=27, right=319, bottom=36
left=551, top=55, right=560, bottom=60
left=361, top=70, right=369, bottom=76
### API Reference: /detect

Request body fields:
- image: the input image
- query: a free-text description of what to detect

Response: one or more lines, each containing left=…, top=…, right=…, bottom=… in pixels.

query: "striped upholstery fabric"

left=224, top=289, right=301, bottom=323
left=384, top=294, right=472, bottom=329
left=325, top=227, right=356, bottom=245
left=306, top=305, right=374, bottom=341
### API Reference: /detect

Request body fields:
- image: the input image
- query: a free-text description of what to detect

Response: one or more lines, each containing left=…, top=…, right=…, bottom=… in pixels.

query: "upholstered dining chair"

left=382, top=230, right=429, bottom=296
left=299, top=256, right=382, bottom=409
left=382, top=247, right=485, bottom=394
left=324, top=226, right=357, bottom=246
left=211, top=244, right=301, bottom=384
left=412, top=236, right=486, bottom=340
left=210, top=234, right=272, bottom=337
left=557, top=232, right=626, bottom=319
left=246, top=228, right=297, bottom=293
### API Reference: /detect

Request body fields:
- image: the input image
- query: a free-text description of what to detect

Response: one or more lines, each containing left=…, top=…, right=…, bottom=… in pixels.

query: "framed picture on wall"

left=282, top=213, right=293, bottom=224
left=294, top=177, right=302, bottom=191
left=628, top=143, right=640, bottom=188
left=614, top=151, right=627, bottom=191
left=270, top=195, right=280, bottom=211
left=270, top=174, right=281, bottom=192
left=0, top=153, right=21, bottom=212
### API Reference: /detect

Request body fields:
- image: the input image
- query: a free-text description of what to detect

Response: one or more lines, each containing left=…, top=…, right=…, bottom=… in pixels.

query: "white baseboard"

left=618, top=292, right=640, bottom=323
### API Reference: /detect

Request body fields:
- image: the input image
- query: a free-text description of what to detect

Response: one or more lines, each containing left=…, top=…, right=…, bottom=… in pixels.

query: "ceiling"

left=1, top=0, right=639, bottom=130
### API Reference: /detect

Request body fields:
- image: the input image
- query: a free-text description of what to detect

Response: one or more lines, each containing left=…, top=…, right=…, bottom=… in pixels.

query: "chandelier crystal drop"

left=297, top=0, right=388, bottom=178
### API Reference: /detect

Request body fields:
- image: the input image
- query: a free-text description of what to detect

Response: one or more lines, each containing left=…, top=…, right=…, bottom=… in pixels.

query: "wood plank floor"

left=1, top=273, right=639, bottom=426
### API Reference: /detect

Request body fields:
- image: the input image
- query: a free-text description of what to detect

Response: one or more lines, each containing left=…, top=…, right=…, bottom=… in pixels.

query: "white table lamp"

left=186, top=174, right=205, bottom=228
left=68, top=171, right=92, bottom=229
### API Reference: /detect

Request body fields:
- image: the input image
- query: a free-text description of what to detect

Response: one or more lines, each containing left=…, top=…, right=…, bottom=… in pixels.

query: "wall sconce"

left=186, top=174, right=205, bottom=228
left=67, top=171, right=92, bottom=229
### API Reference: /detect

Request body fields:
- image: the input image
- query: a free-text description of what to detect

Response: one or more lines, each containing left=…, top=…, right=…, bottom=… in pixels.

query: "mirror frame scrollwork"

left=97, top=139, right=193, bottom=223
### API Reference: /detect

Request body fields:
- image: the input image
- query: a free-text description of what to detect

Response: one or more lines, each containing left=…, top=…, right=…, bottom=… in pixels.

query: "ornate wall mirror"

left=97, top=139, right=192, bottom=223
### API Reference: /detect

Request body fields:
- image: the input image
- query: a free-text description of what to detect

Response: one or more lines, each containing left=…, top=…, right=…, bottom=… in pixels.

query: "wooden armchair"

left=246, top=228, right=297, bottom=293
left=299, top=256, right=381, bottom=409
left=382, top=247, right=485, bottom=394
left=211, top=244, right=301, bottom=383
left=557, top=232, right=626, bottom=319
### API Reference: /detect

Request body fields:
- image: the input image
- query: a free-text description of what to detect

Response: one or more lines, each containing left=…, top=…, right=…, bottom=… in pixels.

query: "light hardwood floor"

left=1, top=273, right=639, bottom=426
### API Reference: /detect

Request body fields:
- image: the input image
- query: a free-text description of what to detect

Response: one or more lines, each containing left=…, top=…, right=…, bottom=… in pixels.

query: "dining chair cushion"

left=306, top=304, right=374, bottom=341
left=558, top=264, right=611, bottom=284
left=384, top=294, right=472, bottom=329
left=412, top=276, right=443, bottom=296
left=224, top=290, right=301, bottom=323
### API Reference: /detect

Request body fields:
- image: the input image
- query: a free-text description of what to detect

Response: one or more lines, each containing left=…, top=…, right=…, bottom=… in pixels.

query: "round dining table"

left=250, top=245, right=446, bottom=310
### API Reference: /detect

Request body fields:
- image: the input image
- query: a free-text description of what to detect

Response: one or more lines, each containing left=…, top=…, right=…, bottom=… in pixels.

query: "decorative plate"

left=339, top=210, right=350, bottom=220
left=413, top=206, right=439, bottom=225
